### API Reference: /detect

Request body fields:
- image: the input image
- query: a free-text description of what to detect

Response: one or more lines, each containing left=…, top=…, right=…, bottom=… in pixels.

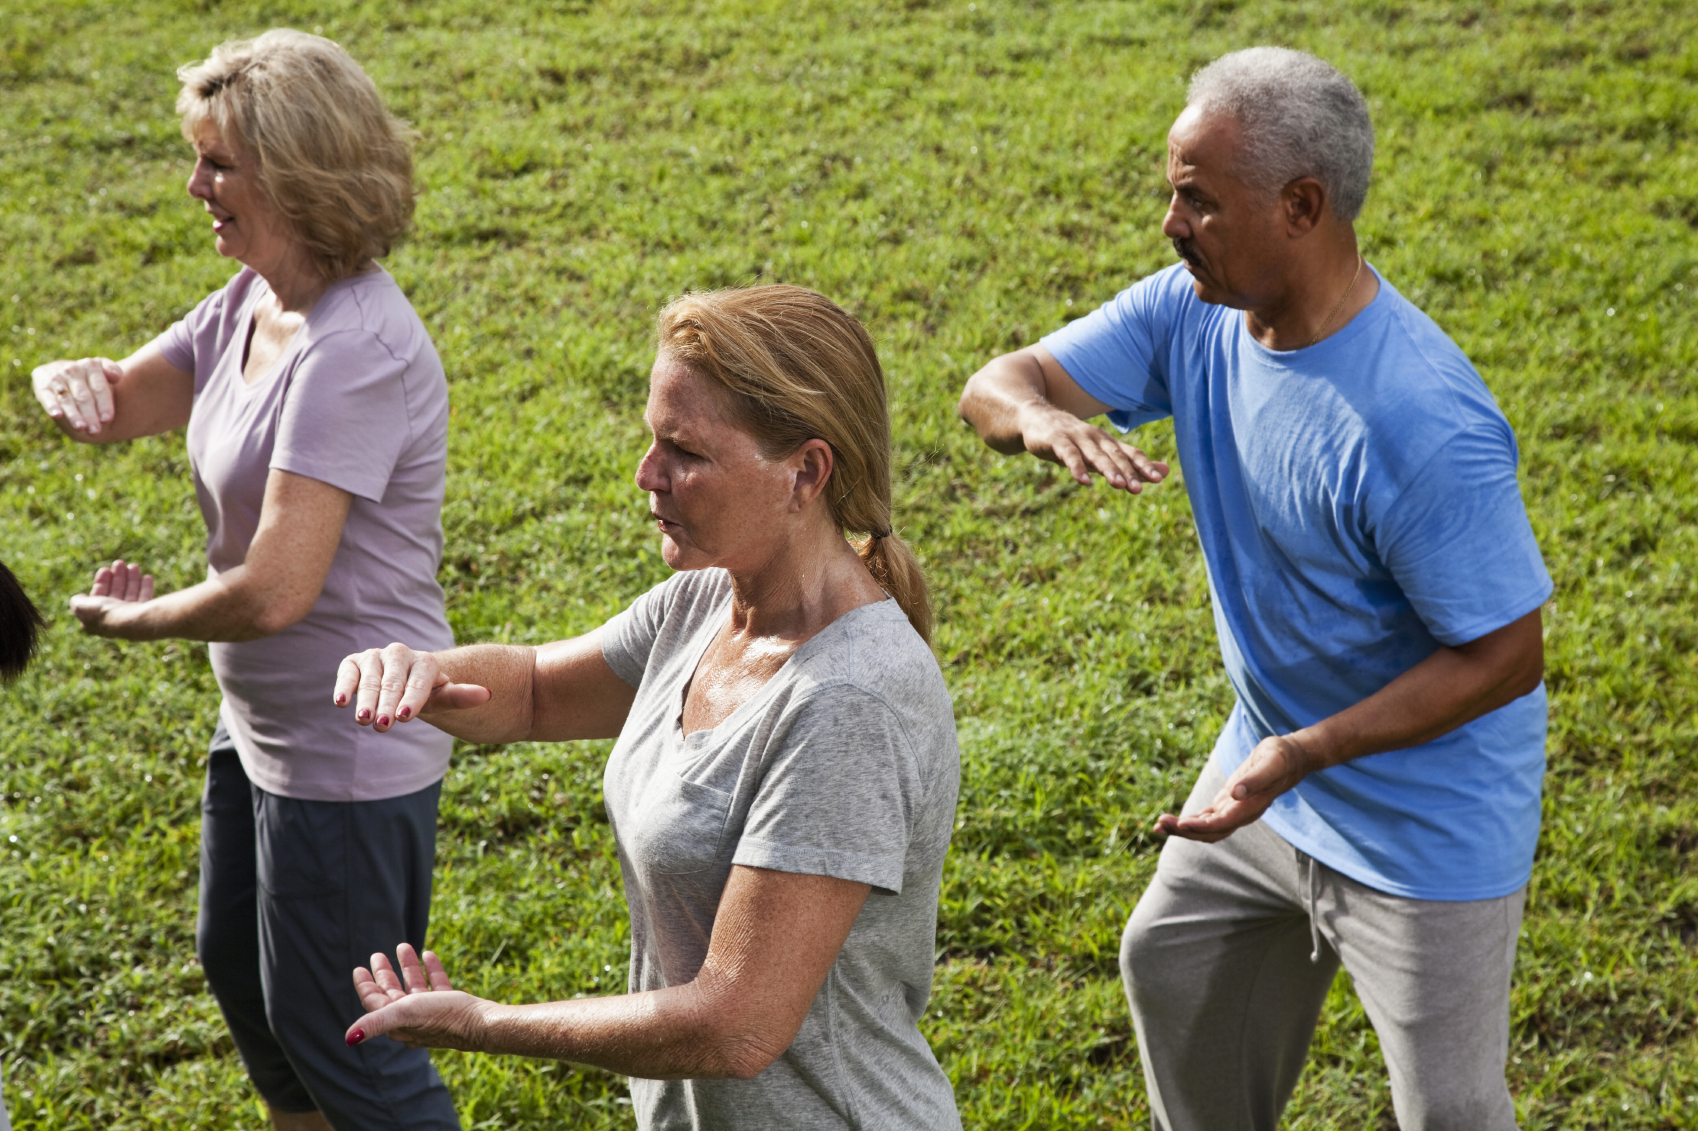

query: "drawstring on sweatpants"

left=1306, top=853, right=1322, bottom=964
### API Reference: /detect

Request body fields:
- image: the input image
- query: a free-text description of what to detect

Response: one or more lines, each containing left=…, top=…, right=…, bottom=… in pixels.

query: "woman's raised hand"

left=334, top=642, right=491, bottom=732
left=346, top=943, right=488, bottom=1050
left=33, top=358, right=122, bottom=436
left=70, top=559, right=156, bottom=636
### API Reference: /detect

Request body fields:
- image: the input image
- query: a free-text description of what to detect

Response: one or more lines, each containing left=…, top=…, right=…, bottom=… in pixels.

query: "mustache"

left=1171, top=237, right=1202, bottom=266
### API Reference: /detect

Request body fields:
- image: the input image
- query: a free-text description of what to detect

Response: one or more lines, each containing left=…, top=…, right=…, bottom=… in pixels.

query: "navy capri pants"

left=196, top=725, right=460, bottom=1130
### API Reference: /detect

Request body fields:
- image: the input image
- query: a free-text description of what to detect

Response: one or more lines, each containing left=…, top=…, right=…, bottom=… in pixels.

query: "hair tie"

left=870, top=527, right=892, bottom=540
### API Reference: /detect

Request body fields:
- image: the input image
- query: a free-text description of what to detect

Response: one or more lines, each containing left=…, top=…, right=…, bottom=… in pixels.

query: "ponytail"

left=858, top=531, right=932, bottom=645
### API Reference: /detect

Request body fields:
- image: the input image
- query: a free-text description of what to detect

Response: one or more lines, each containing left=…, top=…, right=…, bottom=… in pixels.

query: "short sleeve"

left=152, top=286, right=227, bottom=374
left=271, top=330, right=409, bottom=503
left=733, top=688, right=924, bottom=894
left=1039, top=266, right=1184, bottom=431
left=1376, top=425, right=1553, bottom=646
left=599, top=580, right=674, bottom=690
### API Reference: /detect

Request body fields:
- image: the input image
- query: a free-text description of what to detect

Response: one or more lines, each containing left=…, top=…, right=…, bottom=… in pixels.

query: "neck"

left=249, top=247, right=337, bottom=314
left=721, top=518, right=884, bottom=643
left=1243, top=230, right=1377, bottom=351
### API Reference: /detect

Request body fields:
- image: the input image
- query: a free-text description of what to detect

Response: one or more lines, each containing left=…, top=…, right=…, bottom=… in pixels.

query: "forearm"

left=1293, top=618, right=1545, bottom=771
left=98, top=570, right=277, bottom=643
left=416, top=644, right=539, bottom=743
left=959, top=353, right=1050, bottom=454
left=475, top=980, right=772, bottom=1080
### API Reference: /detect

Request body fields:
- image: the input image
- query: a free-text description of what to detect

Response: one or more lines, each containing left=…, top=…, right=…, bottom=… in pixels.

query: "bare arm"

left=346, top=865, right=871, bottom=1080
left=958, top=344, right=1169, bottom=493
left=33, top=342, right=194, bottom=442
left=70, top=469, right=351, bottom=642
left=1162, top=607, right=1546, bottom=842
left=333, top=631, right=637, bottom=744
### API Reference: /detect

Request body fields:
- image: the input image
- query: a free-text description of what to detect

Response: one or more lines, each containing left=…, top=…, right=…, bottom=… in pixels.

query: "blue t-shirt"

left=1042, top=263, right=1552, bottom=900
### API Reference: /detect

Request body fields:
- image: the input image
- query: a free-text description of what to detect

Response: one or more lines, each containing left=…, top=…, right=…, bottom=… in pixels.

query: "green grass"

left=2, top=0, right=1696, bottom=1126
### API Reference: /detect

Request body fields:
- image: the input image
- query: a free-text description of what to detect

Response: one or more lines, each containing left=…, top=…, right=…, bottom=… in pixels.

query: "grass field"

left=2, top=0, right=1697, bottom=1126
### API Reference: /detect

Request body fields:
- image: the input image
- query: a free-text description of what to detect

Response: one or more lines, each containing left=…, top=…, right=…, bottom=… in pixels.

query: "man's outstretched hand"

left=1156, top=733, right=1321, bottom=843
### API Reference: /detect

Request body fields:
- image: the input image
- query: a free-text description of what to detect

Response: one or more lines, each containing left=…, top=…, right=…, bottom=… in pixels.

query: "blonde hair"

left=656, top=286, right=933, bottom=644
left=176, top=29, right=416, bottom=280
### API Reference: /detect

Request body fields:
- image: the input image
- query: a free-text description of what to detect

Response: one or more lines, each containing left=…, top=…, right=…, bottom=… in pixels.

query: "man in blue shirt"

left=959, top=48, right=1550, bottom=1131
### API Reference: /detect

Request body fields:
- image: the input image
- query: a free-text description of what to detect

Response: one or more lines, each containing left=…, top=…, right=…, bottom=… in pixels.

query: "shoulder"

left=1068, top=263, right=1206, bottom=337
left=185, top=268, right=263, bottom=329
left=304, top=269, right=436, bottom=366
left=1348, top=275, right=1515, bottom=456
left=789, top=601, right=955, bottom=740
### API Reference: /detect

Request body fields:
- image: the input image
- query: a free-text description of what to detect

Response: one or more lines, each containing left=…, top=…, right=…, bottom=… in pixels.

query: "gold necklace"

left=1309, top=255, right=1365, bottom=347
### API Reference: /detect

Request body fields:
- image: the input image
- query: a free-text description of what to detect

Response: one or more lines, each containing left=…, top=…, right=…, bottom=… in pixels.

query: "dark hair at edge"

left=0, top=559, right=44, bottom=682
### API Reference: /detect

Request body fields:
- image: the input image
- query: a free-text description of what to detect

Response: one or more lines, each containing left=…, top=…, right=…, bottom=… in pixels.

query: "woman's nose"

left=633, top=446, right=664, bottom=491
left=186, top=162, right=211, bottom=200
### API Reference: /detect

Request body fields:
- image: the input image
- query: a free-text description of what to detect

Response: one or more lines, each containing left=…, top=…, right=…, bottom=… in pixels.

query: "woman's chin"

left=658, top=537, right=695, bottom=571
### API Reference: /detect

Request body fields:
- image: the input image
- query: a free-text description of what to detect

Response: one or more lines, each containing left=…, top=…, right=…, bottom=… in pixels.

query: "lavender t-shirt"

left=157, top=267, right=455, bottom=802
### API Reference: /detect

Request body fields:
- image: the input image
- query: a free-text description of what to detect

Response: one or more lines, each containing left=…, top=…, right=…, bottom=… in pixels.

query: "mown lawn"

left=2, top=0, right=1696, bottom=1127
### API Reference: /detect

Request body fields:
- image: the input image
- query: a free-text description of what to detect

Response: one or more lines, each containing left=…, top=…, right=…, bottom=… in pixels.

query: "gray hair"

left=1187, top=47, right=1375, bottom=222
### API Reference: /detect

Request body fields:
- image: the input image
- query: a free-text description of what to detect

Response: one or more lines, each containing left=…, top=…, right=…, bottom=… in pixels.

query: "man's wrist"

left=1287, top=724, right=1344, bottom=774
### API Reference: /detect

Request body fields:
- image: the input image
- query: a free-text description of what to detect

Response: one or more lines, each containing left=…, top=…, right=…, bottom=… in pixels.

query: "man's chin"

left=1184, top=271, right=1238, bottom=309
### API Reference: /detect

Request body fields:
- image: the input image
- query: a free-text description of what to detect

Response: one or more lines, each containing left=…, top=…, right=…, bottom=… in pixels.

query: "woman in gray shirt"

left=335, top=285, right=962, bottom=1130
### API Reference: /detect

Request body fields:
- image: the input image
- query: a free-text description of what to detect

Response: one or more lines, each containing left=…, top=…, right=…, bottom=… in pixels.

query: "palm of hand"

left=349, top=943, right=486, bottom=1050
left=1156, top=735, right=1314, bottom=843
left=70, top=559, right=154, bottom=633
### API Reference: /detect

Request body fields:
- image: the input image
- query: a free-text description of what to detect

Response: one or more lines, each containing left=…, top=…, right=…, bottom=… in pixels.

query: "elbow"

left=709, top=1033, right=786, bottom=1081
left=248, top=597, right=313, bottom=639
left=1512, top=647, right=1545, bottom=700
left=684, top=1004, right=792, bottom=1080
left=956, top=377, right=982, bottom=429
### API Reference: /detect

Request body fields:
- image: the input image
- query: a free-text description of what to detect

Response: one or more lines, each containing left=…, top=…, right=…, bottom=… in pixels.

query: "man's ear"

left=1281, top=177, right=1328, bottom=237
left=790, top=438, right=835, bottom=510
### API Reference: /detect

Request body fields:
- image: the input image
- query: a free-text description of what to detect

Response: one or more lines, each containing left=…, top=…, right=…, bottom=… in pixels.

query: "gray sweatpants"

left=1120, top=760, right=1523, bottom=1131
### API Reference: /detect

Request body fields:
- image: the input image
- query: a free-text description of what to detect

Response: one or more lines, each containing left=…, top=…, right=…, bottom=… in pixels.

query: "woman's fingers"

left=32, top=359, right=117, bottom=433
left=394, top=653, right=446, bottom=723
left=93, top=561, right=156, bottom=604
left=118, top=561, right=144, bottom=602
left=333, top=655, right=363, bottom=710
left=68, top=368, right=106, bottom=434
left=421, top=950, right=455, bottom=992
left=396, top=943, right=433, bottom=993
left=372, top=643, right=426, bottom=731
left=351, top=965, right=392, bottom=1013
left=368, top=952, right=409, bottom=1003
left=351, top=648, right=388, bottom=725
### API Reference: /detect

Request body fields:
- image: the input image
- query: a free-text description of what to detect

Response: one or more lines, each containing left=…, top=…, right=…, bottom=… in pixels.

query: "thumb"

left=100, top=358, right=124, bottom=381
left=346, top=1002, right=398, bottom=1047
left=428, top=682, right=492, bottom=710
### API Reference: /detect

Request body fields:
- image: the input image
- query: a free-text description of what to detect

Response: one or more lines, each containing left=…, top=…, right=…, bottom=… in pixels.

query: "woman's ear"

left=789, top=438, right=835, bottom=510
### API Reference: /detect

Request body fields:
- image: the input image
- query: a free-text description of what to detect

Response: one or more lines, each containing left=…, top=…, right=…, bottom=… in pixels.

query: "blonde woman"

left=335, top=287, right=963, bottom=1130
left=31, top=31, right=458, bottom=1131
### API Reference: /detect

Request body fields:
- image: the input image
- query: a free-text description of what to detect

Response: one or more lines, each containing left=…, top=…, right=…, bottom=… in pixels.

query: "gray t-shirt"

left=158, top=267, right=454, bottom=801
left=600, top=568, right=962, bottom=1131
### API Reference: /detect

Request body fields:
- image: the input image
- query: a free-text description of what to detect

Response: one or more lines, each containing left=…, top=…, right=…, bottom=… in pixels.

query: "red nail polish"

left=347, top=1028, right=365, bottom=1046
left=377, top=715, right=390, bottom=727
left=398, top=706, right=411, bottom=719
left=358, top=710, right=370, bottom=722
left=336, top=695, right=346, bottom=706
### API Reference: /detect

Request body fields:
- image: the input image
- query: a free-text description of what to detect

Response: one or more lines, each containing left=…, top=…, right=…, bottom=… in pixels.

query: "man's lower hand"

left=1156, top=733, right=1319, bottom=843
